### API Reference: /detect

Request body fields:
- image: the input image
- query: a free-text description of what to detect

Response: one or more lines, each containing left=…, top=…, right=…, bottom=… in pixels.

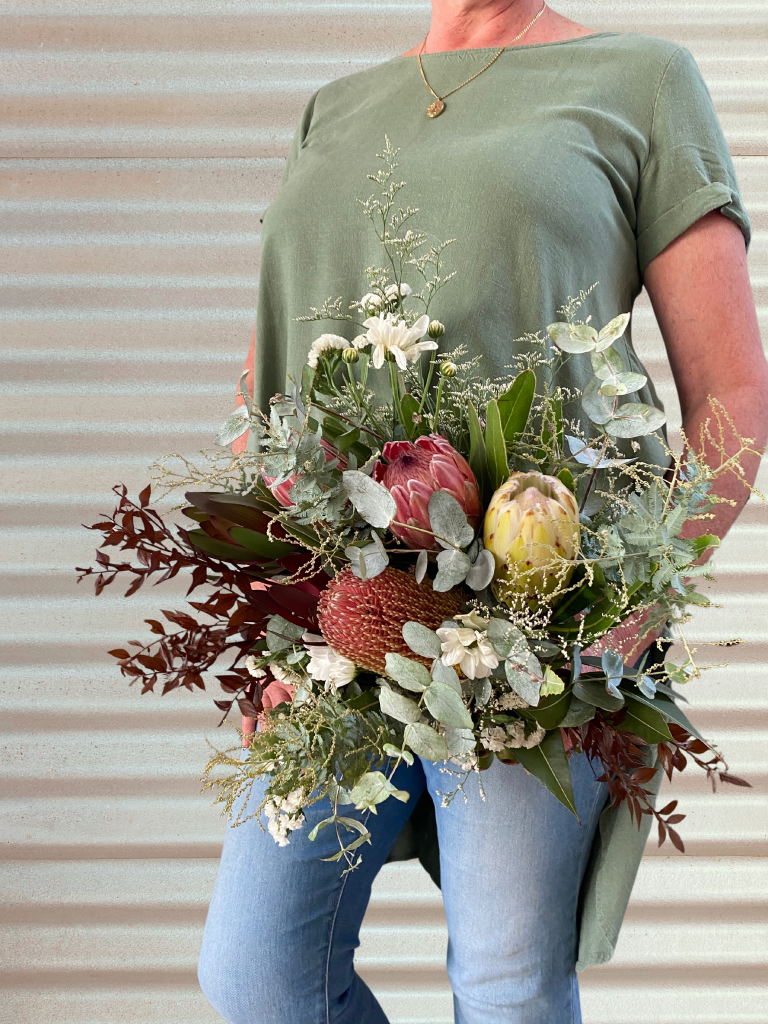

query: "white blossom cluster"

left=479, top=721, right=546, bottom=752
left=306, top=333, right=348, bottom=369
left=264, top=788, right=304, bottom=846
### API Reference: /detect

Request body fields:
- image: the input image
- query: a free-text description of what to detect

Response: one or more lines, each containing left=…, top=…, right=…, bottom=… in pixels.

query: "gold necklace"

left=417, top=2, right=547, bottom=117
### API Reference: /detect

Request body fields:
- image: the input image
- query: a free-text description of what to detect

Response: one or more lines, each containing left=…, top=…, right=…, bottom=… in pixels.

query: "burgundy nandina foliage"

left=76, top=484, right=324, bottom=724
left=372, top=435, right=481, bottom=549
left=318, top=566, right=464, bottom=674
left=562, top=715, right=750, bottom=852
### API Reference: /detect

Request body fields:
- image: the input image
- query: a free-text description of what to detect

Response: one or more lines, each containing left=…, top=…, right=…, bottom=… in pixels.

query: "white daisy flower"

left=384, top=282, right=412, bottom=301
left=244, top=655, right=265, bottom=679
left=307, top=333, right=349, bottom=369
left=436, top=626, right=500, bottom=680
left=305, top=643, right=357, bottom=690
left=359, top=292, right=384, bottom=312
left=362, top=312, right=436, bottom=370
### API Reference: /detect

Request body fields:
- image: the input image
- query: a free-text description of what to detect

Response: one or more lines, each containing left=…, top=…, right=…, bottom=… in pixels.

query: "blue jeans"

left=198, top=752, right=607, bottom=1024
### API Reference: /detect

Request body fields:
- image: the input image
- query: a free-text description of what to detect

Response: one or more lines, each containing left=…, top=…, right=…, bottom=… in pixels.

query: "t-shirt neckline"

left=388, top=31, right=622, bottom=61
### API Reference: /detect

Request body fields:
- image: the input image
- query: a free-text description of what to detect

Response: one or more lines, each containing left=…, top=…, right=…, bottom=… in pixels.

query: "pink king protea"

left=372, top=434, right=481, bottom=550
left=318, top=567, right=464, bottom=675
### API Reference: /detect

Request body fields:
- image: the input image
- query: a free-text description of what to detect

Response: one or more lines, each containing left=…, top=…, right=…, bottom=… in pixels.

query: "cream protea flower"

left=484, top=471, right=580, bottom=607
left=317, top=566, right=463, bottom=675
left=307, top=333, right=349, bottom=369
left=362, top=312, right=436, bottom=370
left=436, top=626, right=500, bottom=680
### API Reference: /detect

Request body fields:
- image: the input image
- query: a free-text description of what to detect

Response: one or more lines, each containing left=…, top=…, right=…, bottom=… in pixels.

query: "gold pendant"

left=427, top=98, right=445, bottom=118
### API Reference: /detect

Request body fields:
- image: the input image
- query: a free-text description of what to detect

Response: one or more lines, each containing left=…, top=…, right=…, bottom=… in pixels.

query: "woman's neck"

left=400, top=1, right=593, bottom=56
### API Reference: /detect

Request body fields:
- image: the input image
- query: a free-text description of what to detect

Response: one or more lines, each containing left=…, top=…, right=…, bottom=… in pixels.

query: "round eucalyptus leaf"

left=581, top=377, right=615, bottom=425
left=402, top=621, right=442, bottom=659
left=594, top=312, right=631, bottom=352
left=466, top=548, right=495, bottom=591
left=428, top=490, right=475, bottom=549
left=424, top=681, right=473, bottom=729
left=215, top=405, right=250, bottom=446
left=605, top=402, right=666, bottom=438
left=590, top=347, right=624, bottom=381
left=341, top=470, right=397, bottom=528
left=546, top=321, right=597, bottom=353
left=404, top=722, right=449, bottom=762
left=433, top=547, right=471, bottom=592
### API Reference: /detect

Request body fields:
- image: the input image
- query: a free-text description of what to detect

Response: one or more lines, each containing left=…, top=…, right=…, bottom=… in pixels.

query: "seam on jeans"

left=571, top=775, right=606, bottom=1023
left=324, top=807, right=373, bottom=1024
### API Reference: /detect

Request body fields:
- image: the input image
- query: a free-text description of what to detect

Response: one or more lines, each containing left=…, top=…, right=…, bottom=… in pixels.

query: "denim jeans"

left=198, top=751, right=608, bottom=1024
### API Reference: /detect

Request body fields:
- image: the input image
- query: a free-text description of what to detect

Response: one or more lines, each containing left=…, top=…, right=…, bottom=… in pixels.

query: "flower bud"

left=440, top=360, right=457, bottom=377
left=342, top=347, right=359, bottom=364
left=427, top=320, right=445, bottom=339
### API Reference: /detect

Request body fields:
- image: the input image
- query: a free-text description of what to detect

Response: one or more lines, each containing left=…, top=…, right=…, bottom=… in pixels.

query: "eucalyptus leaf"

left=505, top=662, right=541, bottom=706
left=445, top=726, right=476, bottom=759
left=582, top=376, right=616, bottom=425
left=424, top=681, right=473, bottom=729
left=348, top=771, right=410, bottom=811
left=466, top=547, right=495, bottom=591
left=215, top=405, right=250, bottom=446
left=433, top=547, right=471, bottom=591
left=595, top=311, right=631, bottom=350
left=473, top=676, right=492, bottom=706
left=415, top=548, right=428, bottom=583
left=265, top=614, right=305, bottom=653
left=378, top=687, right=422, bottom=725
left=487, top=618, right=528, bottom=660
left=404, top=722, right=449, bottom=761
left=547, top=322, right=597, bottom=354
left=565, top=435, right=633, bottom=469
left=384, top=652, right=431, bottom=693
left=383, top=743, right=415, bottom=766
left=402, top=621, right=442, bottom=660
left=428, top=490, right=475, bottom=549
left=342, top=470, right=397, bottom=528
left=590, top=347, right=624, bottom=381
left=431, top=660, right=462, bottom=693
left=605, top=402, right=666, bottom=439
left=345, top=539, right=388, bottom=580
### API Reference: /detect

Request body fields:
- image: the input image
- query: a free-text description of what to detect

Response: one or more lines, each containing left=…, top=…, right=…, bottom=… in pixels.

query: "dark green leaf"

left=528, top=689, right=572, bottom=729
left=619, top=695, right=673, bottom=744
left=497, top=369, right=535, bottom=442
left=467, top=401, right=491, bottom=501
left=484, top=399, right=509, bottom=491
left=512, top=730, right=578, bottom=817
left=573, top=678, right=624, bottom=712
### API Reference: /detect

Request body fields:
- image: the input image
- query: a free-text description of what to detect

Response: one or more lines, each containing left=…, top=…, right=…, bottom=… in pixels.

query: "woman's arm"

left=644, top=209, right=768, bottom=541
left=590, top=210, right=768, bottom=662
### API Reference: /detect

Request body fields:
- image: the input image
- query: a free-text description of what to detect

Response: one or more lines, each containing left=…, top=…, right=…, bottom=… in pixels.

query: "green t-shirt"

left=252, top=32, right=750, bottom=969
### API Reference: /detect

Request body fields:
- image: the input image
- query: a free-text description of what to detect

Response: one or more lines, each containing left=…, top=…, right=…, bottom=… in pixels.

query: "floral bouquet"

left=80, top=138, right=755, bottom=866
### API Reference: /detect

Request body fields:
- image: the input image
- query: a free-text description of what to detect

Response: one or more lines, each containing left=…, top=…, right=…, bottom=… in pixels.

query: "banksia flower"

left=484, top=471, right=580, bottom=607
left=317, top=567, right=463, bottom=675
left=372, top=435, right=481, bottom=550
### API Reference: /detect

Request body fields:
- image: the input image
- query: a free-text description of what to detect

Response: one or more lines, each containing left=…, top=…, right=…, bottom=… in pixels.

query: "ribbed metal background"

left=1, top=2, right=766, bottom=1021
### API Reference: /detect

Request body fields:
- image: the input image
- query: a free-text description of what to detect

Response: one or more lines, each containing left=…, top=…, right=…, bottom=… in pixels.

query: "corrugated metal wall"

left=1, top=2, right=765, bottom=1021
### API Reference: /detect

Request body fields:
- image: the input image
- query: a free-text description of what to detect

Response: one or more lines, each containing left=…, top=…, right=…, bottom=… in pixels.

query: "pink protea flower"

left=318, top=567, right=464, bottom=675
left=372, top=434, right=481, bottom=550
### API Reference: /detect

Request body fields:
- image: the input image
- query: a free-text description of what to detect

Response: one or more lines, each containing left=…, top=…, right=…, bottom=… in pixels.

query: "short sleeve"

left=277, top=90, right=320, bottom=190
left=635, top=46, right=751, bottom=275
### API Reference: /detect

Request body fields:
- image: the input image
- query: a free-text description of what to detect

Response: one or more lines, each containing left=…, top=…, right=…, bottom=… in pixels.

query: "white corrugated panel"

left=1, top=1, right=766, bottom=1022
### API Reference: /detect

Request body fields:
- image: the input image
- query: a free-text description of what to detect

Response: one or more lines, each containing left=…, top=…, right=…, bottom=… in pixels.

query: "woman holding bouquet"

left=197, top=1, right=767, bottom=1021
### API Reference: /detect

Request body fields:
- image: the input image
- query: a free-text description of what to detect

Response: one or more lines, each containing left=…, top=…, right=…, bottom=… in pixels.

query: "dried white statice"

left=264, top=788, right=304, bottom=846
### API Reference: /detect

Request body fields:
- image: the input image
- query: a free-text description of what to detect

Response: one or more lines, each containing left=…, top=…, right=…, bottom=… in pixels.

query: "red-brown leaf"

left=667, top=827, right=685, bottom=853
left=720, top=773, right=752, bottom=788
left=214, top=699, right=233, bottom=712
left=665, top=814, right=685, bottom=824
left=144, top=619, right=166, bottom=635
left=137, top=654, right=166, bottom=671
left=238, top=698, right=261, bottom=717
left=658, top=799, right=678, bottom=815
left=657, top=820, right=667, bottom=847
left=108, top=648, right=130, bottom=659
left=139, top=484, right=151, bottom=507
